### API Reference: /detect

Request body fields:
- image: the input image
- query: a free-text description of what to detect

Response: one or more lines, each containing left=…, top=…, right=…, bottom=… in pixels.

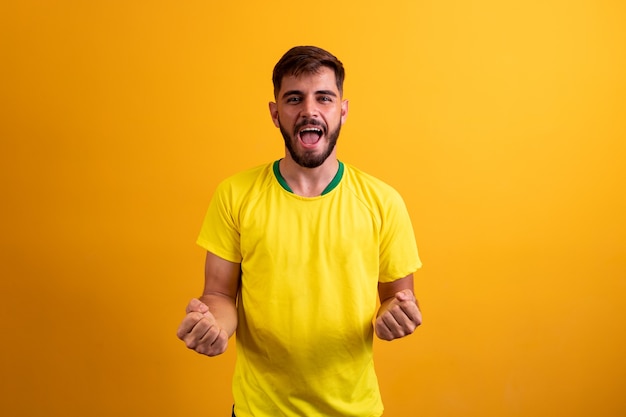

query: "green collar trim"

left=273, top=160, right=344, bottom=196
left=273, top=160, right=292, bottom=192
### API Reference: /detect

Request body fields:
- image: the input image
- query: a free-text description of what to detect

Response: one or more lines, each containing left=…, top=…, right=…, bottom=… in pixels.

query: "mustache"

left=294, top=118, right=327, bottom=134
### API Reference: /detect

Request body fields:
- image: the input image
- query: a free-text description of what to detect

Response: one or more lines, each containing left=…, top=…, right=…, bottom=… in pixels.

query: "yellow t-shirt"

left=197, top=161, right=421, bottom=417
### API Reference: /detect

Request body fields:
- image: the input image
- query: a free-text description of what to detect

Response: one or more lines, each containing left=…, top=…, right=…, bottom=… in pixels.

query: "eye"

left=319, top=96, right=333, bottom=103
left=286, top=96, right=302, bottom=103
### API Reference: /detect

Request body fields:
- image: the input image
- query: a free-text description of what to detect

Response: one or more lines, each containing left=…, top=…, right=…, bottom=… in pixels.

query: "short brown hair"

left=272, top=46, right=345, bottom=99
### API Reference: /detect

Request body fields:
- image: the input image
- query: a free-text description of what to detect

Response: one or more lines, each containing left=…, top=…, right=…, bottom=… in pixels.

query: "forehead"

left=278, top=67, right=339, bottom=95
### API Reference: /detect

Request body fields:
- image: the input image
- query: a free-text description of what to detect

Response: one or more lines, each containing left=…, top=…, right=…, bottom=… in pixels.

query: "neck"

left=279, top=153, right=339, bottom=197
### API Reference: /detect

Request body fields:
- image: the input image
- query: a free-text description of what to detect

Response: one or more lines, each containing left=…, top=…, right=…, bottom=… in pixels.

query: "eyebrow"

left=281, top=90, right=338, bottom=99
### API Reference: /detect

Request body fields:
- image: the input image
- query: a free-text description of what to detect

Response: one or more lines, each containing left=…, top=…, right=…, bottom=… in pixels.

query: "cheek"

left=277, top=110, right=295, bottom=124
left=331, top=111, right=345, bottom=127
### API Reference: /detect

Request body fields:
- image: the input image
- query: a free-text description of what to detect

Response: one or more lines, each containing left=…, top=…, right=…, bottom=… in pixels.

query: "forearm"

left=377, top=274, right=415, bottom=318
left=198, top=292, right=238, bottom=337
left=375, top=276, right=422, bottom=340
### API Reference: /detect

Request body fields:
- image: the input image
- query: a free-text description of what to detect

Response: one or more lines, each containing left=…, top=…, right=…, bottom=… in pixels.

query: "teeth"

left=301, top=128, right=322, bottom=134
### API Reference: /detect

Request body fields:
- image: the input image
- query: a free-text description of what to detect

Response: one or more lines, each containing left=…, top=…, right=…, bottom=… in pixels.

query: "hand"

left=176, top=298, right=229, bottom=356
left=375, top=289, right=422, bottom=341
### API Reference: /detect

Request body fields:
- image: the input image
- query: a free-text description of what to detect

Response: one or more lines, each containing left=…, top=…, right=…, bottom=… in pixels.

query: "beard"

left=279, top=118, right=341, bottom=169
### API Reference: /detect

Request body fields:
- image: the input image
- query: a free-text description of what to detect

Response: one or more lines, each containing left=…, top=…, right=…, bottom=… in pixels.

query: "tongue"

left=301, top=132, right=320, bottom=144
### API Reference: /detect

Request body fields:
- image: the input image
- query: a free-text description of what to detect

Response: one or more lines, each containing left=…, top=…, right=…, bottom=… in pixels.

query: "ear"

left=340, top=99, right=349, bottom=125
left=269, top=102, right=280, bottom=128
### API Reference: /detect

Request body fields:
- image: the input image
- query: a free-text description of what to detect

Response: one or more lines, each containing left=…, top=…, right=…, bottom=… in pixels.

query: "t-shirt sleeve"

left=378, top=189, right=421, bottom=283
left=196, top=181, right=243, bottom=263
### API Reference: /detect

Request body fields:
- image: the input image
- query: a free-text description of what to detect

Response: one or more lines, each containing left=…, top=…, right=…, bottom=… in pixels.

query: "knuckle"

left=188, top=311, right=204, bottom=321
left=206, top=343, right=227, bottom=357
left=202, top=329, right=216, bottom=344
left=184, top=338, right=198, bottom=350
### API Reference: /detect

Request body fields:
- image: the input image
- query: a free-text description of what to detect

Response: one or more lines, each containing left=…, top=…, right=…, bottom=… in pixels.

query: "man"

left=177, top=45, right=422, bottom=417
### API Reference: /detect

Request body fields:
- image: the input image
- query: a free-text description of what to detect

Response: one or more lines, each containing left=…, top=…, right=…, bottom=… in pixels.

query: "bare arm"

left=375, top=274, right=422, bottom=341
left=176, top=251, right=241, bottom=356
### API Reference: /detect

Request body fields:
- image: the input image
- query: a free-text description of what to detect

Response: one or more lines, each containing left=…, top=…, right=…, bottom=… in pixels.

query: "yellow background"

left=2, top=1, right=625, bottom=416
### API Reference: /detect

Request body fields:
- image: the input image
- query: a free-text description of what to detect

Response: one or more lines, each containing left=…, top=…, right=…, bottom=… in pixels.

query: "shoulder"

left=208, top=163, right=276, bottom=213
left=342, top=162, right=404, bottom=204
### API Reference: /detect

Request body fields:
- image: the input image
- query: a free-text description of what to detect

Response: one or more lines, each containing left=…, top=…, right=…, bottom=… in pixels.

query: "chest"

left=238, top=189, right=382, bottom=271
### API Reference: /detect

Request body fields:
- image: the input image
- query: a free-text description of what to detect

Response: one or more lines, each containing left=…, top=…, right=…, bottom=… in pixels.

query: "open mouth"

left=298, top=127, right=324, bottom=146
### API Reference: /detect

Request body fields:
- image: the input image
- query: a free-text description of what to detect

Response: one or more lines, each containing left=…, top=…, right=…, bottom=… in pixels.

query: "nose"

left=300, top=97, right=319, bottom=119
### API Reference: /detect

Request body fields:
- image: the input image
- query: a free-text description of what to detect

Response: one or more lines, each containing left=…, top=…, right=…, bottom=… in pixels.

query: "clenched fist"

left=176, top=298, right=230, bottom=357
left=375, top=289, right=422, bottom=341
